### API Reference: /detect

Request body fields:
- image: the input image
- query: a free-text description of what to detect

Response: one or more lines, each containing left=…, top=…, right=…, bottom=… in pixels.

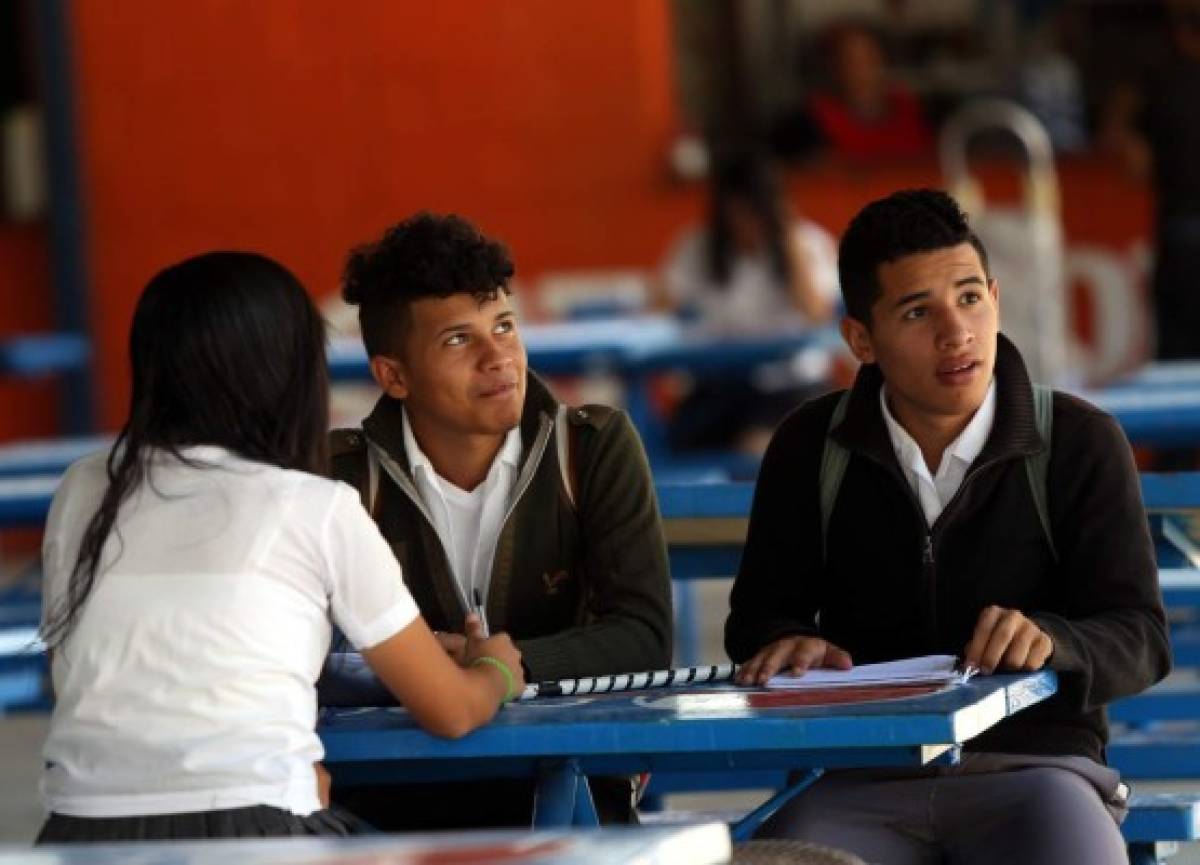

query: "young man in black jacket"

left=726, top=189, right=1170, bottom=865
left=325, top=212, right=672, bottom=829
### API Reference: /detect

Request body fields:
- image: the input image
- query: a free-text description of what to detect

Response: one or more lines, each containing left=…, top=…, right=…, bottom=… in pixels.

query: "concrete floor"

left=2, top=580, right=1198, bottom=862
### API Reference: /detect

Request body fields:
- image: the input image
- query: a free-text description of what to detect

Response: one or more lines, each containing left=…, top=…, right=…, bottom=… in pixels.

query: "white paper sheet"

left=766, top=653, right=972, bottom=690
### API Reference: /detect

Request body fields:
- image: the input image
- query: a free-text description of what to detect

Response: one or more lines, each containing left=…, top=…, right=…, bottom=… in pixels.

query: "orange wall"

left=69, top=1, right=690, bottom=429
left=61, top=2, right=1154, bottom=431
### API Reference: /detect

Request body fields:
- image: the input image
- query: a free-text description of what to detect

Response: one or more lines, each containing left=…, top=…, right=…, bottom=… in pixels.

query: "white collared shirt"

left=41, top=446, right=419, bottom=818
left=402, top=409, right=522, bottom=611
left=879, top=380, right=997, bottom=527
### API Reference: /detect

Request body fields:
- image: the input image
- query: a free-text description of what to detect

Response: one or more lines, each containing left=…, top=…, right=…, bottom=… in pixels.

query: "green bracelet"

left=471, top=655, right=517, bottom=704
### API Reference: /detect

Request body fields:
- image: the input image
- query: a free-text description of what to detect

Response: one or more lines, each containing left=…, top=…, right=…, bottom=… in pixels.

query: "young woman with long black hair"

left=36, top=252, right=524, bottom=843
left=656, top=157, right=839, bottom=453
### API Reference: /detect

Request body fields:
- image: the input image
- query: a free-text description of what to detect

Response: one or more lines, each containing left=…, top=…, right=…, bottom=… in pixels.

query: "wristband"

left=471, top=655, right=517, bottom=703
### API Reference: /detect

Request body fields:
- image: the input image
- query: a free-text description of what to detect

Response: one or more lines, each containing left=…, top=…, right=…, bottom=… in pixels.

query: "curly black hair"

left=343, top=212, right=516, bottom=357
left=838, top=188, right=989, bottom=324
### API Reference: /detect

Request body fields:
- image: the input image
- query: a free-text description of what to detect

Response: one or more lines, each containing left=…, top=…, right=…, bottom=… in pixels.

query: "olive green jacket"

left=329, top=373, right=672, bottom=680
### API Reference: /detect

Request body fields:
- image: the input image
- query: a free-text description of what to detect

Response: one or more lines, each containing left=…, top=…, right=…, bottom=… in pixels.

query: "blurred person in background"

left=806, top=20, right=933, bottom=162
left=1101, top=0, right=1200, bottom=360
left=654, top=156, right=838, bottom=454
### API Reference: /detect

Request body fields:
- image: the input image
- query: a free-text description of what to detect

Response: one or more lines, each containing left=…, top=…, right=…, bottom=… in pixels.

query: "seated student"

left=37, top=252, right=524, bottom=844
left=726, top=189, right=1170, bottom=865
left=805, top=21, right=932, bottom=161
left=655, top=155, right=838, bottom=454
left=326, top=212, right=673, bottom=828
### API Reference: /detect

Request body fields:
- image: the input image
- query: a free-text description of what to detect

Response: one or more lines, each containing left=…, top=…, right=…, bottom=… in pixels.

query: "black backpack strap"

left=329, top=428, right=377, bottom=516
left=818, top=391, right=852, bottom=564
left=555, top=404, right=579, bottom=510
left=1025, top=383, right=1058, bottom=562
left=555, top=403, right=616, bottom=513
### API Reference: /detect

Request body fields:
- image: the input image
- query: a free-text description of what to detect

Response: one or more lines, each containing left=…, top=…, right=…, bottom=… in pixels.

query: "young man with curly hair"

left=726, top=189, right=1170, bottom=864
left=326, top=212, right=672, bottom=829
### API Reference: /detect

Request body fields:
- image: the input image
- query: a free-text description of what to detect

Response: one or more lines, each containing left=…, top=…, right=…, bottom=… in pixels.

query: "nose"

left=934, top=303, right=973, bottom=351
left=479, top=333, right=517, bottom=371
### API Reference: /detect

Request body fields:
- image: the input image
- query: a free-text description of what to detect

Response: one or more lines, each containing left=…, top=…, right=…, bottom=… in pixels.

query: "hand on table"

left=735, top=635, right=853, bottom=686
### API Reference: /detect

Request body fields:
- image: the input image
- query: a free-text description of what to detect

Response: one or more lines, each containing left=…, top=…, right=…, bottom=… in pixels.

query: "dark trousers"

left=760, top=753, right=1127, bottom=865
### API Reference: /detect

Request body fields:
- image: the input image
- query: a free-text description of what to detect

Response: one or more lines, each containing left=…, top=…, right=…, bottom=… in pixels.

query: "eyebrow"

left=434, top=310, right=516, bottom=340
left=893, top=290, right=929, bottom=309
left=893, top=276, right=986, bottom=310
left=435, top=322, right=471, bottom=339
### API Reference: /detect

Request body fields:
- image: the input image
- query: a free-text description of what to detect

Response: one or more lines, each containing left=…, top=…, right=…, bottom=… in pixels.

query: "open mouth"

left=937, top=359, right=981, bottom=384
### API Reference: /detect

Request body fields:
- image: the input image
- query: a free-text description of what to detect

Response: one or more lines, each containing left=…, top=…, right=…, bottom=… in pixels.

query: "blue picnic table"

left=320, top=671, right=1056, bottom=832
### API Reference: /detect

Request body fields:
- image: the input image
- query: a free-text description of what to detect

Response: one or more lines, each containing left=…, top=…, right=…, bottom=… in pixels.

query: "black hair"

left=706, top=157, right=790, bottom=287
left=342, top=212, right=515, bottom=358
left=838, top=188, right=990, bottom=323
left=42, top=251, right=329, bottom=648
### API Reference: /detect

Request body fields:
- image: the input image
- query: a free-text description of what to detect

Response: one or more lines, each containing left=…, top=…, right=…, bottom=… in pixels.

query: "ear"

left=840, top=316, right=876, bottom=365
left=369, top=355, right=409, bottom=400
left=988, top=276, right=1000, bottom=321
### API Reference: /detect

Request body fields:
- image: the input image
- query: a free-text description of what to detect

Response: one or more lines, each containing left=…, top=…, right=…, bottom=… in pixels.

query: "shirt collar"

left=401, top=408, right=523, bottom=480
left=879, top=379, right=997, bottom=476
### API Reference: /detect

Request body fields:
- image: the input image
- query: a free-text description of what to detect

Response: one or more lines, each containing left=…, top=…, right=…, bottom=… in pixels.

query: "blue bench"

left=1125, top=793, right=1200, bottom=865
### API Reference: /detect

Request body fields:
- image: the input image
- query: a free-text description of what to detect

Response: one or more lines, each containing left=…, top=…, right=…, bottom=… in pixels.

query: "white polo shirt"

left=402, top=409, right=522, bottom=611
left=40, top=446, right=420, bottom=818
left=879, top=380, right=997, bottom=526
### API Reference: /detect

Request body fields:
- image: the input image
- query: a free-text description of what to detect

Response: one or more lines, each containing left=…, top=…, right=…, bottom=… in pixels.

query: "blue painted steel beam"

left=32, top=0, right=93, bottom=433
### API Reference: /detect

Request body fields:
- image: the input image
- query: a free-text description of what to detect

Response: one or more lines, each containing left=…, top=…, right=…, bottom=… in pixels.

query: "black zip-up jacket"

left=330, top=373, right=673, bottom=681
left=726, top=335, right=1171, bottom=762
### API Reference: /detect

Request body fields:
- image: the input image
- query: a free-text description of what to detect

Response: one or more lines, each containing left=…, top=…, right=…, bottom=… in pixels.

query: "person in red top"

left=808, top=21, right=932, bottom=160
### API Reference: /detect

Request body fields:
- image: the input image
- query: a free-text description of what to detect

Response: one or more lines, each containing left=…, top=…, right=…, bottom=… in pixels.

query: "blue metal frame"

left=32, top=0, right=93, bottom=433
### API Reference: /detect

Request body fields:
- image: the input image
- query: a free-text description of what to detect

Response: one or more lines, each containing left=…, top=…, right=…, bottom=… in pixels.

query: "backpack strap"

left=330, top=428, right=379, bottom=518
left=1025, top=383, right=1058, bottom=562
left=556, top=404, right=578, bottom=510
left=365, top=441, right=381, bottom=518
left=818, top=391, right=852, bottom=564
left=818, top=386, right=1058, bottom=565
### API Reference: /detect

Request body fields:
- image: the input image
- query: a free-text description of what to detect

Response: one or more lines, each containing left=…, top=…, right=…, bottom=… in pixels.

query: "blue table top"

left=320, top=672, right=1056, bottom=782
left=0, top=333, right=89, bottom=376
left=0, top=823, right=731, bottom=865
left=1079, top=387, right=1200, bottom=446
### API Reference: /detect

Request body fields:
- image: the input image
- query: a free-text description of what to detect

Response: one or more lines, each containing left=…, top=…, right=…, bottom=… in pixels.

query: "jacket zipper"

left=857, top=449, right=1008, bottom=646
left=367, top=412, right=556, bottom=614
